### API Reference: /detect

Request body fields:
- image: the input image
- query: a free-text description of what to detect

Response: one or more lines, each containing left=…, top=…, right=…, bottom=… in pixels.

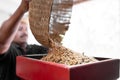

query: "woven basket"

left=29, top=0, right=73, bottom=47
left=29, top=0, right=53, bottom=47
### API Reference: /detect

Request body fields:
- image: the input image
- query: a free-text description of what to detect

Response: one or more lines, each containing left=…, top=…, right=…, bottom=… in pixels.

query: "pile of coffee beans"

left=41, top=44, right=98, bottom=65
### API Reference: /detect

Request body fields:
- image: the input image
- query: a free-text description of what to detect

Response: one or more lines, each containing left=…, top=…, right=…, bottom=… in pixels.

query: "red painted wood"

left=16, top=56, right=69, bottom=80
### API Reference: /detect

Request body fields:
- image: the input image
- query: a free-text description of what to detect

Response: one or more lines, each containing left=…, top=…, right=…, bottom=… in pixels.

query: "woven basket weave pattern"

left=29, top=0, right=53, bottom=47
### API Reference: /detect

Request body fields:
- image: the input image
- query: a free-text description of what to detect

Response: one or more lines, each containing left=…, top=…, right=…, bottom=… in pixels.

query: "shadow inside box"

left=24, top=54, right=47, bottom=59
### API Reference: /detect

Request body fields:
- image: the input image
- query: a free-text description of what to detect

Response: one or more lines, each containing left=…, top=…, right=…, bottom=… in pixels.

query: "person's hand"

left=20, top=0, right=31, bottom=12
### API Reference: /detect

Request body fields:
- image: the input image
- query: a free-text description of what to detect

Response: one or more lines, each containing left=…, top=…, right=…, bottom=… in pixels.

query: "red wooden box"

left=16, top=54, right=120, bottom=80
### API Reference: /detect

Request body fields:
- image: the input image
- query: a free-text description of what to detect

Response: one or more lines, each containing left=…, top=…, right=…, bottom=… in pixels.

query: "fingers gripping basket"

left=29, top=0, right=73, bottom=47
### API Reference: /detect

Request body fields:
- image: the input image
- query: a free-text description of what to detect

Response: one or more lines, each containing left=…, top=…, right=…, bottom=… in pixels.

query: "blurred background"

left=0, top=0, right=20, bottom=24
left=62, top=0, right=120, bottom=59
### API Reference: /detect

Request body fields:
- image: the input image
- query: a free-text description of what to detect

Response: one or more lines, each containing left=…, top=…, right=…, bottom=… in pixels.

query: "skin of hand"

left=20, top=0, right=31, bottom=12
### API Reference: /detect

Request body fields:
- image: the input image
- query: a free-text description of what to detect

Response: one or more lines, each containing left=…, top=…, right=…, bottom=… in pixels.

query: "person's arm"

left=0, top=0, right=30, bottom=54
